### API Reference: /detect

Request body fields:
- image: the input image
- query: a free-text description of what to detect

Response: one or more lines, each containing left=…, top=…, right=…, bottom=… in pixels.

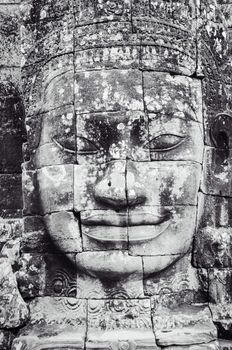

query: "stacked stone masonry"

left=0, top=0, right=231, bottom=349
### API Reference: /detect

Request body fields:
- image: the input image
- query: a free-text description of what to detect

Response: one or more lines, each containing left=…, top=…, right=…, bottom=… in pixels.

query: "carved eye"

left=147, top=134, right=186, bottom=152
left=53, top=137, right=75, bottom=154
left=76, top=136, right=99, bottom=154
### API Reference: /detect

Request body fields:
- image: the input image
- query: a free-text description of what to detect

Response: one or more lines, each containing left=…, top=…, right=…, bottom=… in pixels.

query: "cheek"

left=37, top=164, right=74, bottom=214
left=133, top=162, right=201, bottom=206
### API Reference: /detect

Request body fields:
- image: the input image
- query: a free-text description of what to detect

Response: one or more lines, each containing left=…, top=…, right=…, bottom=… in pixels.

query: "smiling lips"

left=80, top=210, right=171, bottom=242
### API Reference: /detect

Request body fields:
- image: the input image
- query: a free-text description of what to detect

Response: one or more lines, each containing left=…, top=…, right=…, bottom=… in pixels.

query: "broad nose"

left=94, top=160, right=146, bottom=209
left=126, top=160, right=146, bottom=207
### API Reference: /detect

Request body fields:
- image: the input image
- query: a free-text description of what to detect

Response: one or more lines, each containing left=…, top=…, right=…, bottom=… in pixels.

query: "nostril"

left=108, top=181, right=112, bottom=187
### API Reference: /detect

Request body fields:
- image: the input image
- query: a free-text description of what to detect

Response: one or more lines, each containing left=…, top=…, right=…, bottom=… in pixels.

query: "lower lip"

left=83, top=221, right=170, bottom=243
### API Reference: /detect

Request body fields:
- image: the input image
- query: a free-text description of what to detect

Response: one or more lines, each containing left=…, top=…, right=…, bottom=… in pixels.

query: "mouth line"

left=80, top=212, right=171, bottom=227
left=79, top=210, right=171, bottom=243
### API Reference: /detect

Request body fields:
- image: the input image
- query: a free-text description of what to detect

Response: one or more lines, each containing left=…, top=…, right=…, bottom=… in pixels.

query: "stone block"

left=74, top=161, right=126, bottom=211
left=152, top=303, right=217, bottom=347
left=209, top=269, right=232, bottom=304
left=0, top=330, right=14, bottom=350
left=126, top=161, right=201, bottom=206
left=76, top=250, right=143, bottom=281
left=0, top=134, right=22, bottom=174
left=148, top=114, right=203, bottom=163
left=197, top=0, right=231, bottom=83
left=21, top=215, right=52, bottom=253
left=44, top=211, right=82, bottom=253
left=143, top=253, right=205, bottom=302
left=81, top=211, right=128, bottom=250
left=193, top=193, right=232, bottom=268
left=143, top=73, right=202, bottom=123
left=39, top=106, right=75, bottom=145
left=74, top=22, right=140, bottom=70
left=0, top=257, right=28, bottom=328
left=219, top=339, right=232, bottom=349
left=17, top=253, right=77, bottom=298
left=0, top=8, right=21, bottom=67
left=37, top=164, right=74, bottom=214
left=202, top=147, right=232, bottom=196
left=21, top=16, right=73, bottom=66
left=164, top=342, right=219, bottom=349
left=22, top=54, right=74, bottom=116
left=22, top=169, right=41, bottom=215
left=208, top=270, right=232, bottom=338
left=128, top=206, right=197, bottom=256
left=86, top=299, right=159, bottom=350
left=0, top=218, right=22, bottom=244
left=20, top=0, right=72, bottom=24
left=0, top=174, right=22, bottom=210
left=75, top=0, right=131, bottom=25
left=202, top=81, right=232, bottom=147
left=76, top=111, right=149, bottom=164
left=13, top=297, right=87, bottom=350
left=0, top=95, right=24, bottom=135
left=76, top=268, right=144, bottom=299
left=74, top=69, right=143, bottom=113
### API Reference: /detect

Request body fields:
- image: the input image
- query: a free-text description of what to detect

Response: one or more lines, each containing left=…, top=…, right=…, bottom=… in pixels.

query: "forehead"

left=74, top=70, right=201, bottom=121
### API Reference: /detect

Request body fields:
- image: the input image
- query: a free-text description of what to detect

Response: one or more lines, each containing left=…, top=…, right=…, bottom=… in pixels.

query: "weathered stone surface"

left=0, top=330, right=14, bottom=350
left=44, top=211, right=82, bottom=253
left=148, top=114, right=203, bottom=163
left=144, top=253, right=205, bottom=302
left=202, top=147, right=232, bottom=196
left=193, top=193, right=232, bottom=268
left=17, top=253, right=76, bottom=298
left=209, top=269, right=232, bottom=338
left=22, top=54, right=74, bottom=116
left=0, top=7, right=21, bottom=67
left=76, top=111, right=149, bottom=164
left=165, top=342, right=219, bottom=349
left=74, top=22, right=140, bottom=70
left=0, top=257, right=28, bottom=328
left=21, top=215, right=53, bottom=253
left=0, top=218, right=22, bottom=245
left=219, top=339, right=232, bottom=349
left=22, top=169, right=41, bottom=215
left=21, top=16, right=73, bottom=66
left=0, top=134, right=23, bottom=174
left=21, top=0, right=72, bottom=24
left=143, top=73, right=202, bottom=123
left=76, top=269, right=144, bottom=299
left=12, top=297, right=87, bottom=350
left=198, top=0, right=231, bottom=83
left=74, top=69, right=143, bottom=113
left=74, top=161, right=126, bottom=211
left=37, top=164, right=73, bottom=214
left=202, top=81, right=232, bottom=147
left=152, top=303, right=217, bottom=346
left=0, top=174, right=22, bottom=210
left=126, top=161, right=201, bottom=206
left=87, top=299, right=159, bottom=350
left=75, top=0, right=131, bottom=24
left=128, top=206, right=197, bottom=256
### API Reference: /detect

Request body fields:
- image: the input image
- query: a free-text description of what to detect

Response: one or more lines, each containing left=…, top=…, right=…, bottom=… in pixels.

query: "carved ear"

left=210, top=112, right=232, bottom=149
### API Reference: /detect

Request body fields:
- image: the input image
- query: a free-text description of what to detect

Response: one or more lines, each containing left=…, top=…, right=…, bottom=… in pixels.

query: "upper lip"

left=80, top=210, right=171, bottom=226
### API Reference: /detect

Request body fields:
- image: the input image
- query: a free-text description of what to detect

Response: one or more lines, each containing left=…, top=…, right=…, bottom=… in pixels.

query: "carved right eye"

left=77, top=136, right=99, bottom=154
left=147, top=134, right=186, bottom=152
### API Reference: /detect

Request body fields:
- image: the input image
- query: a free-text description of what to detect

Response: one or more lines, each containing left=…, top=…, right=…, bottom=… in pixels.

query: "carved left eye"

left=147, top=134, right=186, bottom=152
left=53, top=137, right=75, bottom=154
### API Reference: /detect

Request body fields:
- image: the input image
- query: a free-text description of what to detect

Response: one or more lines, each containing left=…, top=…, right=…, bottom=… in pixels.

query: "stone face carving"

left=1, top=0, right=231, bottom=348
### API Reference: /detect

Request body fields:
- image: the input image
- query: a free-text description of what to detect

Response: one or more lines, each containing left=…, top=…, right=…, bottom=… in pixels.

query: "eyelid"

left=52, top=137, right=76, bottom=154
left=146, top=133, right=186, bottom=152
left=76, top=136, right=100, bottom=154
